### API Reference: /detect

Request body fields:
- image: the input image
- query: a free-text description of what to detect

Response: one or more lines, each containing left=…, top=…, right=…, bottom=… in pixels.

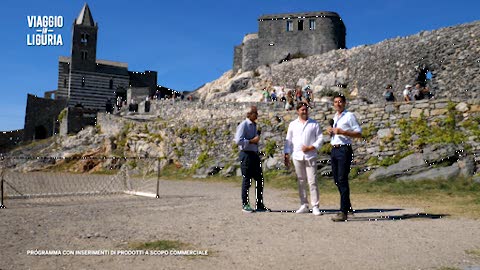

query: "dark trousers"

left=240, top=151, right=264, bottom=207
left=331, top=145, right=353, bottom=214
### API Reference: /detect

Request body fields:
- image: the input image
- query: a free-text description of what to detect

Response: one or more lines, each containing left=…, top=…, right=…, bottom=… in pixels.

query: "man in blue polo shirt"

left=327, top=94, right=362, bottom=222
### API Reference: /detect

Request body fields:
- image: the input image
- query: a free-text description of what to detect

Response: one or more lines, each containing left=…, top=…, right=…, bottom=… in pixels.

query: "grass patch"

left=466, top=249, right=480, bottom=257
left=10, top=137, right=53, bottom=153
left=128, top=240, right=188, bottom=250
left=263, top=169, right=297, bottom=190
left=90, top=169, right=118, bottom=175
left=318, top=176, right=480, bottom=219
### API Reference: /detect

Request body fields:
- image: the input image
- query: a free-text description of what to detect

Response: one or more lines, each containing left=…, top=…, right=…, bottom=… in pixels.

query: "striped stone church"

left=23, top=4, right=173, bottom=141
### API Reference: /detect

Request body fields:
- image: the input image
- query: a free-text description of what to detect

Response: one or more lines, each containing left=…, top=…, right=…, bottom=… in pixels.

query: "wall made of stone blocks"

left=139, top=98, right=479, bottom=170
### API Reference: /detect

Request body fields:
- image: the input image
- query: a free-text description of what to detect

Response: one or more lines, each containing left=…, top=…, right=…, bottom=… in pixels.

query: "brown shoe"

left=331, top=212, right=348, bottom=222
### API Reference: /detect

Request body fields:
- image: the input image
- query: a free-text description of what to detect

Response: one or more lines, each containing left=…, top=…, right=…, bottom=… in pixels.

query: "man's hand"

left=301, top=145, right=315, bottom=152
left=326, top=127, right=333, bottom=136
left=249, top=136, right=260, bottom=144
left=330, top=128, right=362, bottom=138
left=328, top=127, right=344, bottom=135
left=284, top=154, right=290, bottom=168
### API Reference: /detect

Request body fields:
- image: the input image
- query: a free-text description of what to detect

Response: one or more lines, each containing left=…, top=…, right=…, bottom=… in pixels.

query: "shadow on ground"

left=269, top=208, right=404, bottom=214
left=267, top=208, right=447, bottom=221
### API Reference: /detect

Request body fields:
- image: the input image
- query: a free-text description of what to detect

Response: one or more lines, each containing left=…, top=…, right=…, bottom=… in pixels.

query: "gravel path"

left=1, top=178, right=480, bottom=270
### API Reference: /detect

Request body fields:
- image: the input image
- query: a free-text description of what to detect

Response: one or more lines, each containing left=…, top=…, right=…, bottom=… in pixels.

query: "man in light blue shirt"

left=326, top=94, right=362, bottom=222
left=234, top=106, right=269, bottom=213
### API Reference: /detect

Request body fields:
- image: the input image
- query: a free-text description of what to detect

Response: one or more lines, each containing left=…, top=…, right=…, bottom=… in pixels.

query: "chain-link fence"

left=0, top=156, right=161, bottom=208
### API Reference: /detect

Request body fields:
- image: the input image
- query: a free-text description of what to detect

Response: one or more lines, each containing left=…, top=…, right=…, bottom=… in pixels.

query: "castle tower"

left=71, top=3, right=98, bottom=72
left=233, top=11, right=346, bottom=73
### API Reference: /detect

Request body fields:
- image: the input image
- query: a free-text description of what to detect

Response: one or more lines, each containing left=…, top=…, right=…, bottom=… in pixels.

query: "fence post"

left=1, top=176, right=5, bottom=209
left=156, top=158, right=160, bottom=199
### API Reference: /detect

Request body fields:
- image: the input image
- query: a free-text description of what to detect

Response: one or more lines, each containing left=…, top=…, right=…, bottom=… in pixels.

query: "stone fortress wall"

left=97, top=97, right=480, bottom=179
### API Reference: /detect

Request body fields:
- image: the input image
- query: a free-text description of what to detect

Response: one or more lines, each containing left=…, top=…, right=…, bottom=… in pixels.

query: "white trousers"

left=293, top=158, right=319, bottom=208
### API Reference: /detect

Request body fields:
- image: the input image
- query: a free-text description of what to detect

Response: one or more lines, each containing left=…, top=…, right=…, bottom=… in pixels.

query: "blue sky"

left=1, top=0, right=479, bottom=131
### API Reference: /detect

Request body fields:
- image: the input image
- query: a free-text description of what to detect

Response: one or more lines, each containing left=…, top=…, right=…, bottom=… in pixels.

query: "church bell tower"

left=71, top=3, right=98, bottom=72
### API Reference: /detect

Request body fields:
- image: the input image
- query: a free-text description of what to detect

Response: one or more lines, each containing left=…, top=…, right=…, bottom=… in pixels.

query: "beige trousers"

left=293, top=158, right=319, bottom=207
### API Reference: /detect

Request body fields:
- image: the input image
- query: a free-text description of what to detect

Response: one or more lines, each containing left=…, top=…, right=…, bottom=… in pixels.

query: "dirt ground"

left=1, top=178, right=480, bottom=270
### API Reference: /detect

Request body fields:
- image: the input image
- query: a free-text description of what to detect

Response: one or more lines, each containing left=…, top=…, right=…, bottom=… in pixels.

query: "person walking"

left=234, top=106, right=270, bottom=213
left=284, top=102, right=323, bottom=216
left=326, top=94, right=362, bottom=222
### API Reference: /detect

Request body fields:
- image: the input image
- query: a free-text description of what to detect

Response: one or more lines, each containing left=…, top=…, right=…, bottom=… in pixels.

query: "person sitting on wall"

left=262, top=88, right=270, bottom=103
left=413, top=83, right=425, bottom=100
left=422, top=85, right=434, bottom=99
left=383, top=85, right=395, bottom=102
left=154, top=90, right=161, bottom=100
left=279, top=87, right=286, bottom=104
left=129, top=99, right=138, bottom=112
left=403, top=85, right=412, bottom=103
left=145, top=96, right=151, bottom=113
left=295, top=86, right=303, bottom=102
left=304, top=85, right=313, bottom=106
left=285, top=90, right=294, bottom=111
left=116, top=96, right=123, bottom=110
left=105, top=98, right=114, bottom=114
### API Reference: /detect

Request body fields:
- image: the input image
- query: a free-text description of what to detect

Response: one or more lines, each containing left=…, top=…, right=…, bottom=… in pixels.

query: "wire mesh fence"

left=0, top=156, right=161, bottom=208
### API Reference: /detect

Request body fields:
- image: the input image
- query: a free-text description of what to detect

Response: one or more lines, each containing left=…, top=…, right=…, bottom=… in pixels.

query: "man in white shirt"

left=284, top=102, right=323, bottom=216
left=326, top=94, right=362, bottom=222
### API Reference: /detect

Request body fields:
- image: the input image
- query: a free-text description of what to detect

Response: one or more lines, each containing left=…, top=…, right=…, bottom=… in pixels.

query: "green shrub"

left=377, top=151, right=414, bottom=167
left=396, top=109, right=466, bottom=150
left=197, top=151, right=209, bottom=164
left=222, top=129, right=232, bottom=136
left=264, top=140, right=277, bottom=158
left=362, top=123, right=378, bottom=142
left=320, top=143, right=333, bottom=155
left=57, top=108, right=67, bottom=123
left=199, top=128, right=208, bottom=137
left=366, top=156, right=379, bottom=165
left=349, top=167, right=360, bottom=179
left=461, top=117, right=480, bottom=137
left=231, top=141, right=239, bottom=155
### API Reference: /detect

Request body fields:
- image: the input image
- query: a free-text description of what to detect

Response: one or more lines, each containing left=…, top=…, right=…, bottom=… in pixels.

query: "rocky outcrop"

left=369, top=153, right=427, bottom=180
left=369, top=143, right=475, bottom=181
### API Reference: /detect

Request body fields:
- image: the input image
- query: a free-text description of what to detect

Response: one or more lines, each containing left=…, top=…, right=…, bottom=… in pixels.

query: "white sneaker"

left=295, top=205, right=309, bottom=214
left=312, top=206, right=322, bottom=216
